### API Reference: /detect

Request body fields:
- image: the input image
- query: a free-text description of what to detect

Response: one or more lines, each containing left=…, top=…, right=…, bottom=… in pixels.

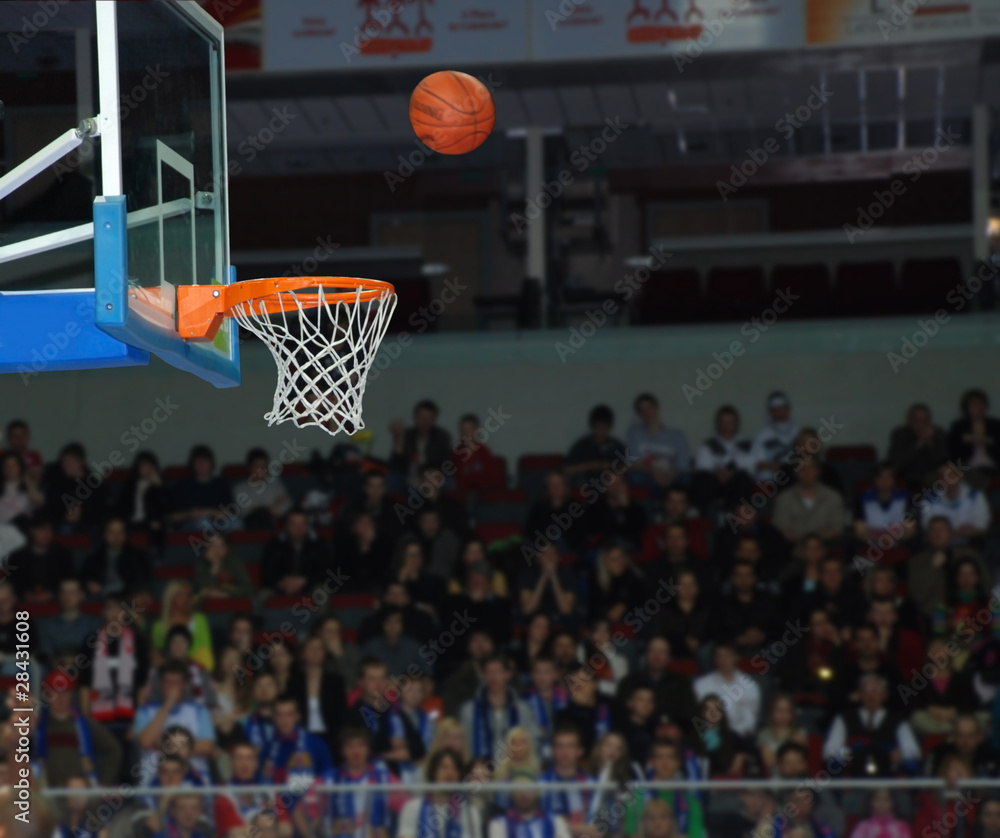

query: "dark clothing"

left=839, top=705, right=906, bottom=777
left=8, top=543, right=74, bottom=599
left=260, top=531, right=329, bottom=590
left=442, top=660, right=483, bottom=717
left=445, top=593, right=511, bottom=649
left=171, top=475, right=232, bottom=514
left=0, top=614, right=34, bottom=656
left=402, top=573, right=448, bottom=616
left=40, top=712, right=122, bottom=787
left=333, top=530, right=393, bottom=592
left=339, top=494, right=403, bottom=542
left=715, top=590, right=779, bottom=644
left=649, top=555, right=714, bottom=599
left=342, top=699, right=411, bottom=766
left=565, top=434, right=628, bottom=484
left=430, top=493, right=472, bottom=540
left=928, top=740, right=1000, bottom=777
left=287, top=667, right=347, bottom=755
left=712, top=519, right=789, bottom=582
left=792, top=580, right=867, bottom=630
left=43, top=466, right=111, bottom=530
left=117, top=478, right=171, bottom=530
left=830, top=659, right=903, bottom=716
left=587, top=500, right=647, bottom=552
left=389, top=427, right=453, bottom=475
left=888, top=425, right=949, bottom=487
left=524, top=500, right=590, bottom=555
left=649, top=601, right=712, bottom=658
left=616, top=714, right=657, bottom=767
left=588, top=570, right=646, bottom=620
left=358, top=605, right=436, bottom=647
left=614, top=669, right=699, bottom=733
left=554, top=697, right=615, bottom=755
left=516, top=564, right=578, bottom=621
left=948, top=416, right=1000, bottom=471
left=906, top=669, right=980, bottom=713
left=81, top=546, right=151, bottom=597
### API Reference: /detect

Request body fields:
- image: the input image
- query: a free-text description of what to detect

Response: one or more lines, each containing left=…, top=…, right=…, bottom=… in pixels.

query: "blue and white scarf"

left=504, top=812, right=556, bottom=838
left=540, top=768, right=593, bottom=823
left=56, top=822, right=100, bottom=838
left=331, top=761, right=391, bottom=837
left=525, top=686, right=568, bottom=740
left=473, top=690, right=520, bottom=758
left=244, top=710, right=276, bottom=750
left=36, top=708, right=98, bottom=786
left=418, top=799, right=463, bottom=838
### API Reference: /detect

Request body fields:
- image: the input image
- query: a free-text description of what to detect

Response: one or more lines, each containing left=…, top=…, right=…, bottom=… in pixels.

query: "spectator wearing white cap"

left=750, top=392, right=799, bottom=482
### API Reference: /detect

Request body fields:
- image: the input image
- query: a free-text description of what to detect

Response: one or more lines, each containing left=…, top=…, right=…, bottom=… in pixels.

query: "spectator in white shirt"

left=853, top=462, right=916, bottom=544
left=751, top=392, right=799, bottom=482
left=626, top=393, right=691, bottom=491
left=693, top=643, right=761, bottom=738
left=823, top=674, right=921, bottom=775
left=488, top=770, right=571, bottom=838
left=692, top=404, right=755, bottom=508
left=920, top=463, right=991, bottom=543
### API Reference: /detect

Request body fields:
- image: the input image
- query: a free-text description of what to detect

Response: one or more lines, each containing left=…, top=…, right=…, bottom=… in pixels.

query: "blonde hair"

left=636, top=798, right=679, bottom=838
left=427, top=717, right=470, bottom=766
left=595, top=544, right=641, bottom=591
left=161, top=579, right=193, bottom=622
left=494, top=726, right=540, bottom=780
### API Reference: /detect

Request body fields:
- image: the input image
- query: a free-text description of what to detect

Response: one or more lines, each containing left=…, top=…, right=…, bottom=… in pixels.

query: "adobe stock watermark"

left=367, top=278, right=469, bottom=382
left=384, top=74, right=502, bottom=192
left=7, top=0, right=69, bottom=54
left=555, top=246, right=672, bottom=363
left=283, top=236, right=339, bottom=277
left=672, top=0, right=755, bottom=74
left=717, top=85, right=832, bottom=201
left=510, top=117, right=630, bottom=233
left=681, top=288, right=799, bottom=405
left=877, top=0, right=931, bottom=42
left=843, top=127, right=960, bottom=243
left=340, top=0, right=404, bottom=62
left=886, top=263, right=994, bottom=372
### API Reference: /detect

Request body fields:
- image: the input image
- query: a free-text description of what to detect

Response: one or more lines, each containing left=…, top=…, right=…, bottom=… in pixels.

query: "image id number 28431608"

left=13, top=610, right=33, bottom=824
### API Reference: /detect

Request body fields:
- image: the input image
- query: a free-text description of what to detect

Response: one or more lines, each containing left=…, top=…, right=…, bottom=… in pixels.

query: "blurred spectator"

left=2, top=419, right=42, bottom=476
left=635, top=797, right=685, bottom=838
left=517, top=542, right=577, bottom=625
left=360, top=607, right=428, bottom=678
left=389, top=537, right=448, bottom=616
left=625, top=393, right=691, bottom=491
left=920, top=463, right=991, bottom=543
left=555, top=662, right=614, bottom=755
left=715, top=561, right=778, bottom=653
left=864, top=566, right=925, bottom=636
left=578, top=619, right=629, bottom=697
left=359, top=582, right=435, bottom=646
left=408, top=507, right=462, bottom=583
left=587, top=732, right=644, bottom=810
left=36, top=671, right=121, bottom=788
left=288, top=633, right=347, bottom=757
left=460, top=654, right=539, bottom=758
left=242, top=670, right=279, bottom=751
left=449, top=538, right=508, bottom=597
left=712, top=497, right=790, bottom=576
left=792, top=555, right=866, bottom=633
left=315, top=613, right=360, bottom=687
left=523, top=654, right=567, bottom=755
left=777, top=789, right=837, bottom=838
left=889, top=403, right=949, bottom=489
left=849, top=789, right=913, bottom=838
left=398, top=748, right=481, bottom=838
left=913, top=754, right=978, bottom=837
left=910, top=516, right=989, bottom=620
left=724, top=534, right=783, bottom=592
left=640, top=487, right=708, bottom=563
left=540, top=726, right=594, bottom=834
left=455, top=413, right=503, bottom=493
left=494, top=726, right=542, bottom=808
left=779, top=534, right=831, bottom=609
left=649, top=522, right=712, bottom=593
left=0, top=582, right=29, bottom=668
left=908, top=637, right=979, bottom=736
left=775, top=608, right=844, bottom=696
left=226, top=741, right=269, bottom=822
left=949, top=389, right=1000, bottom=481
left=487, top=772, right=571, bottom=838
left=823, top=673, right=921, bottom=776
left=686, top=695, right=750, bottom=776
left=335, top=510, right=393, bottom=589
left=396, top=674, right=436, bottom=780
left=832, top=622, right=903, bottom=716
left=772, top=457, right=846, bottom=544
left=854, top=462, right=916, bottom=544
left=750, top=391, right=799, bottom=481
left=344, top=658, right=419, bottom=766
left=443, top=628, right=495, bottom=716
left=694, top=643, right=761, bottom=738
left=194, top=532, right=254, bottom=600
left=389, top=399, right=453, bottom=482
left=564, top=405, right=627, bottom=486
left=415, top=466, right=471, bottom=538
left=80, top=593, right=149, bottom=723
left=133, top=660, right=217, bottom=783
left=774, top=743, right=846, bottom=834
left=926, top=715, right=1000, bottom=777
left=259, top=694, right=334, bottom=823
left=145, top=625, right=217, bottom=708
left=691, top=404, right=754, bottom=508
left=170, top=445, right=232, bottom=530
left=782, top=427, right=845, bottom=494
left=117, top=451, right=170, bottom=544
left=153, top=793, right=210, bottom=838
left=211, top=645, right=249, bottom=743
left=340, top=471, right=400, bottom=541
left=869, top=597, right=925, bottom=683
left=524, top=472, right=590, bottom=555
left=975, top=798, right=1000, bottom=838
left=260, top=508, right=328, bottom=596
left=626, top=740, right=705, bottom=837
left=650, top=569, right=709, bottom=660
left=0, top=451, right=41, bottom=525
left=423, top=717, right=470, bottom=775
left=617, top=684, right=656, bottom=766
left=39, top=577, right=100, bottom=662
left=588, top=474, right=647, bottom=551
left=56, top=775, right=111, bottom=838
left=446, top=559, right=511, bottom=647
left=932, top=557, right=999, bottom=640
left=757, top=693, right=809, bottom=776
left=588, top=543, right=645, bottom=622
left=615, top=638, right=698, bottom=734
left=43, top=443, right=110, bottom=532
left=9, top=512, right=73, bottom=602
left=81, top=516, right=150, bottom=599
left=551, top=630, right=581, bottom=676
left=232, top=447, right=291, bottom=528
left=151, top=580, right=215, bottom=671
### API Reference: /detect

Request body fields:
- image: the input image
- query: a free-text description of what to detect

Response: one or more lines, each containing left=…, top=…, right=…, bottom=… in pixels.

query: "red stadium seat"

left=705, top=266, right=767, bottom=321
left=479, top=488, right=528, bottom=504
left=635, top=269, right=703, bottom=325
left=807, top=733, right=825, bottom=773
left=771, top=264, right=832, bottom=318
left=518, top=454, right=565, bottom=472
left=200, top=597, right=253, bottom=613
left=667, top=659, right=699, bottom=676
left=475, top=521, right=523, bottom=544
left=834, top=261, right=898, bottom=316
left=899, top=258, right=963, bottom=314
left=827, top=445, right=877, bottom=462
left=154, top=565, right=195, bottom=580
left=23, top=602, right=59, bottom=617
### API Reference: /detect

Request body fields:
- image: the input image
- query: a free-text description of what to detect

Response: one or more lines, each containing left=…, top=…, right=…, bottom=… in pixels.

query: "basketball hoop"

left=177, top=277, right=397, bottom=435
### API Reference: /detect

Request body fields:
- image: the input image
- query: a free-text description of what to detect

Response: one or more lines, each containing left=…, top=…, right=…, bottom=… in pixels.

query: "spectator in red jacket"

left=455, top=413, right=503, bottom=492
left=869, top=597, right=925, bottom=682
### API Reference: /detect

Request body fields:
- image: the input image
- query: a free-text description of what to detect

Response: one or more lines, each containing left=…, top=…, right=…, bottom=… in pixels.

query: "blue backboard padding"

left=0, top=289, right=149, bottom=377
left=93, top=197, right=241, bottom=389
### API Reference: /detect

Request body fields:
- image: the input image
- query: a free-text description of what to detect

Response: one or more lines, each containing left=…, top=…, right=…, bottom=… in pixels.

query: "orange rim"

left=177, top=277, right=396, bottom=340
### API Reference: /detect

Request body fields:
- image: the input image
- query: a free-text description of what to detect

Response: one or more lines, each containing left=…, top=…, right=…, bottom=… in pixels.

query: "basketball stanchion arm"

left=0, top=119, right=99, bottom=203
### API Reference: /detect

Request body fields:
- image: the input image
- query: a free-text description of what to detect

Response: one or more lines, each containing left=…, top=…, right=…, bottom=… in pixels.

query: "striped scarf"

left=473, top=690, right=520, bottom=758
left=36, top=708, right=98, bottom=786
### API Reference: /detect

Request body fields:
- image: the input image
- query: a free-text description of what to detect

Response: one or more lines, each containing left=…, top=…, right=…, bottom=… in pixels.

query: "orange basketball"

left=409, top=71, right=496, bottom=155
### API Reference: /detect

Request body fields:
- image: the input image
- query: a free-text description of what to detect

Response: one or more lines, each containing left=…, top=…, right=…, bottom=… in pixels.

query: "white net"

left=231, top=284, right=397, bottom=436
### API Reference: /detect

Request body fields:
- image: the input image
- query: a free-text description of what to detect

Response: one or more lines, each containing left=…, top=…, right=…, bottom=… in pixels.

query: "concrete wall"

left=2, top=314, right=998, bottom=472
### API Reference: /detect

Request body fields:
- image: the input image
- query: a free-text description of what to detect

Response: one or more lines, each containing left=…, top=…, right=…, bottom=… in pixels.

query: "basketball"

left=408, top=70, right=496, bottom=155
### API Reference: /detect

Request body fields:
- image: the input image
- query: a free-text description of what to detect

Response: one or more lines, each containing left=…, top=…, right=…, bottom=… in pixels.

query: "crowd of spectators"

left=3, top=387, right=1000, bottom=838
